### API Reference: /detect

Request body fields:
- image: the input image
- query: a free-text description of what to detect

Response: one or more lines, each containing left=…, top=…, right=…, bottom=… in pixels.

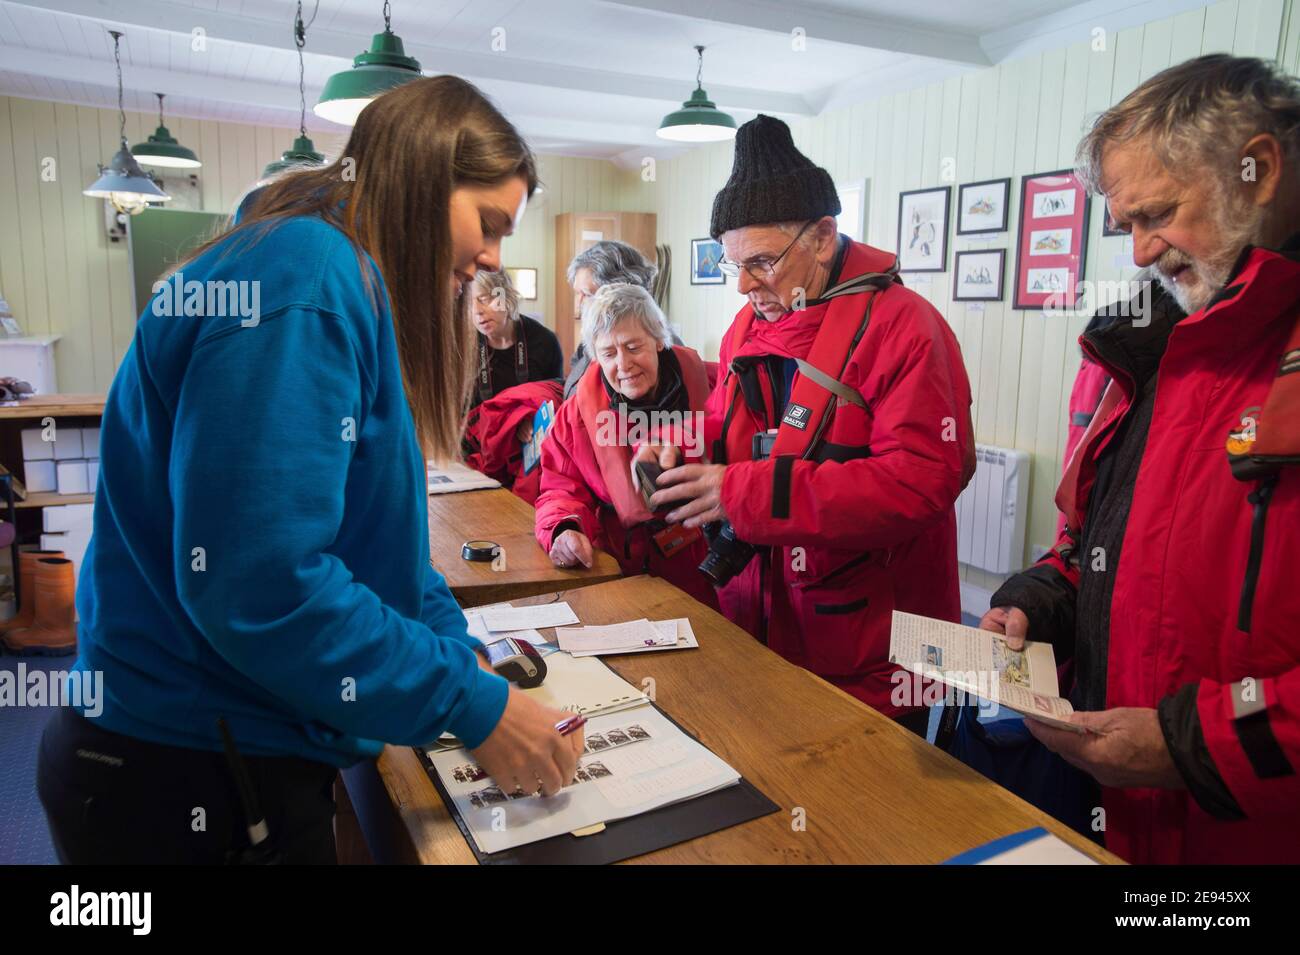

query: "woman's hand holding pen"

left=469, top=689, right=585, bottom=796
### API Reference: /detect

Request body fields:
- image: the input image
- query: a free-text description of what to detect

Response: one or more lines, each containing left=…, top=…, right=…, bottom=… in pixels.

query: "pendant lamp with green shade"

left=263, top=1, right=326, bottom=180
left=132, top=93, right=201, bottom=168
left=657, top=46, right=736, bottom=143
left=314, top=1, right=422, bottom=126
left=83, top=30, right=170, bottom=215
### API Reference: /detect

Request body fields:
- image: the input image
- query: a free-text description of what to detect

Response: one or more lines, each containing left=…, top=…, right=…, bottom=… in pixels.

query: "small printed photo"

left=574, top=768, right=591, bottom=784
left=605, top=728, right=630, bottom=746
left=586, top=761, right=612, bottom=779
left=625, top=724, right=650, bottom=740
left=469, top=792, right=485, bottom=809
left=924, top=644, right=943, bottom=667
left=585, top=733, right=610, bottom=751
left=451, top=762, right=487, bottom=783
left=992, top=637, right=1031, bottom=688
left=479, top=786, right=509, bottom=805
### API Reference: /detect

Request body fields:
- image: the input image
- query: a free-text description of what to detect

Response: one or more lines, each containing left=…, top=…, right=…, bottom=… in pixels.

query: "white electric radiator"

left=955, top=443, right=1031, bottom=575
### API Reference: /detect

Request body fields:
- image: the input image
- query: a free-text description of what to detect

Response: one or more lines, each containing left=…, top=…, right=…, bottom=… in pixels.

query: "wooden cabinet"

left=553, top=212, right=656, bottom=370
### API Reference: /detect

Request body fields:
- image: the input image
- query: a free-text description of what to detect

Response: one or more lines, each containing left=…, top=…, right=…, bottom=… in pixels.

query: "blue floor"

left=0, top=653, right=62, bottom=864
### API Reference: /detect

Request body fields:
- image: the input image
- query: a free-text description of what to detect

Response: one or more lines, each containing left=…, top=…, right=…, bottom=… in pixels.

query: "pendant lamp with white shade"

left=132, top=93, right=201, bottom=169
left=657, top=46, right=737, bottom=143
left=83, top=30, right=170, bottom=215
left=314, top=1, right=422, bottom=127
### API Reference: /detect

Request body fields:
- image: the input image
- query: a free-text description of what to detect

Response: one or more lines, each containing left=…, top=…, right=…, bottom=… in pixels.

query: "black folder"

left=418, top=702, right=779, bottom=865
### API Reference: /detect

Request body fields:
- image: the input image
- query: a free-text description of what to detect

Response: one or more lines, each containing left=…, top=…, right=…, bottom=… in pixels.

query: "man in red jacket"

left=645, top=115, right=975, bottom=734
left=982, top=54, right=1300, bottom=864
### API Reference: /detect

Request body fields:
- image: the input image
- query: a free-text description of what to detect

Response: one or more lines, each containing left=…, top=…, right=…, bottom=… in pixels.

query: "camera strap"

left=768, top=269, right=896, bottom=462
left=713, top=241, right=900, bottom=468
left=477, top=321, right=528, bottom=402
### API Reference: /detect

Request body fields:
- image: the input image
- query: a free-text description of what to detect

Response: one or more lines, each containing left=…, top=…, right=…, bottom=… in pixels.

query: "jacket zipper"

left=1237, top=472, right=1279, bottom=634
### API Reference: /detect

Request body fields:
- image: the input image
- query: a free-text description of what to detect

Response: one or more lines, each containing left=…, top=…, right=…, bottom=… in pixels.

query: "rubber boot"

left=0, top=548, right=65, bottom=636
left=2, top=557, right=77, bottom=656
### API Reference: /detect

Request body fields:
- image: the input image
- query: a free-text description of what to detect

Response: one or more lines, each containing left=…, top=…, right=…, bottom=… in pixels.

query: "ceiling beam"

left=599, top=0, right=992, bottom=67
left=0, top=42, right=311, bottom=123
left=8, top=0, right=816, bottom=116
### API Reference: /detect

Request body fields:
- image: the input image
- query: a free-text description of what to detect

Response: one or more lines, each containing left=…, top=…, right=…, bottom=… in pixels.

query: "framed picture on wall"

left=1100, top=199, right=1126, bottom=237
left=691, top=237, right=725, bottom=285
left=897, top=186, right=950, bottom=272
left=953, top=249, right=1005, bottom=301
left=956, top=177, right=1010, bottom=235
left=1013, top=169, right=1091, bottom=311
left=506, top=267, right=538, bottom=300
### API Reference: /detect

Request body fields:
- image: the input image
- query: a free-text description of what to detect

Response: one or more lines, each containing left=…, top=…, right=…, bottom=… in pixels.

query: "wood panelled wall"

left=0, top=98, right=350, bottom=393
left=0, top=96, right=636, bottom=392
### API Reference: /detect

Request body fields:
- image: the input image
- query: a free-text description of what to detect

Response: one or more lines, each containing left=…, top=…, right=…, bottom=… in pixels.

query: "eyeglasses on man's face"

left=718, top=220, right=815, bottom=281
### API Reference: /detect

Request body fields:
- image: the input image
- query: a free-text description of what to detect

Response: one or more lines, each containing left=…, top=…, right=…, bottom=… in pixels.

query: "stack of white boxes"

left=21, top=425, right=99, bottom=602
left=21, top=425, right=100, bottom=495
left=40, top=501, right=94, bottom=580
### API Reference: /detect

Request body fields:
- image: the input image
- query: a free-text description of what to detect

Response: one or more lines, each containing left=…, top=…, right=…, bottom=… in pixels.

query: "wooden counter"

left=345, top=574, right=1122, bottom=865
left=0, top=394, right=106, bottom=419
left=427, top=486, right=622, bottom=606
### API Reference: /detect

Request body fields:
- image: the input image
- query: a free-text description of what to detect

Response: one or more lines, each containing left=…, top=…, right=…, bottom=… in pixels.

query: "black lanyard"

left=476, top=321, right=528, bottom=402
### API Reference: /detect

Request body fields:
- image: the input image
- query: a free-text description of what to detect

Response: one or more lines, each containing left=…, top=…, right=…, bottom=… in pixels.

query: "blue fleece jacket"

left=70, top=214, right=509, bottom=766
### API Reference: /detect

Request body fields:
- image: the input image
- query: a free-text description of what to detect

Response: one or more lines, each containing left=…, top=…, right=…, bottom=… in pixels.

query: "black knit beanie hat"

left=709, top=114, right=840, bottom=240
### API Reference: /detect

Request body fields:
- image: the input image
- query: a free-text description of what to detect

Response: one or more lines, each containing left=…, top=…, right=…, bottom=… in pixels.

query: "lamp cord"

left=695, top=44, right=704, bottom=90
left=109, top=30, right=126, bottom=145
left=383, top=0, right=391, bottom=33
left=295, top=0, right=320, bottom=139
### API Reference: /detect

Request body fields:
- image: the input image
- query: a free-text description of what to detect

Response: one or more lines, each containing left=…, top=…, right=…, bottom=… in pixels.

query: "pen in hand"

left=555, top=714, right=586, bottom=736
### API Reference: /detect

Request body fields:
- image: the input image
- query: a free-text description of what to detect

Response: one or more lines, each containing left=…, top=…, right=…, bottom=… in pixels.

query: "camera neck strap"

left=768, top=280, right=885, bottom=460
left=477, top=320, right=528, bottom=402
left=716, top=267, right=896, bottom=465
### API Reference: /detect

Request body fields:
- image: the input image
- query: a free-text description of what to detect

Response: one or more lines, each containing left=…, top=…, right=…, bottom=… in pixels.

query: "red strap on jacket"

left=714, top=239, right=899, bottom=466
left=768, top=279, right=888, bottom=459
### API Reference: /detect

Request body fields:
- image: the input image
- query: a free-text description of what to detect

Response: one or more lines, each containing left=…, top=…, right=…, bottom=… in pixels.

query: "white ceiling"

left=0, top=0, right=1207, bottom=163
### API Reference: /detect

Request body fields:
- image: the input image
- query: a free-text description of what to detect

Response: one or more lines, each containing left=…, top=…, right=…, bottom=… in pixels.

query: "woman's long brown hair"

left=182, top=75, right=538, bottom=459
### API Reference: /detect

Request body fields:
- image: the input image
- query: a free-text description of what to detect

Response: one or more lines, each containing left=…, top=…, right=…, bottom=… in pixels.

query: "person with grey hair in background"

left=980, top=54, right=1300, bottom=865
left=564, top=240, right=680, bottom=398
left=469, top=268, right=563, bottom=412
left=534, top=283, right=717, bottom=609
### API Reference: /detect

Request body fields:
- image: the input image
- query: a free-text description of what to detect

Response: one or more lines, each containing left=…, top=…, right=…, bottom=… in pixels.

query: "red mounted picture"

left=1012, top=169, right=1091, bottom=311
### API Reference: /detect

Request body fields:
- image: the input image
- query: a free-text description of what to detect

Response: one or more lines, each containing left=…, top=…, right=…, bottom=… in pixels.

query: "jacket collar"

left=1082, top=282, right=1185, bottom=395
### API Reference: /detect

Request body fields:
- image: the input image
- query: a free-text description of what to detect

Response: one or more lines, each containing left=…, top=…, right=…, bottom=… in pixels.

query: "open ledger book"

left=423, top=652, right=742, bottom=854
left=889, top=611, right=1083, bottom=732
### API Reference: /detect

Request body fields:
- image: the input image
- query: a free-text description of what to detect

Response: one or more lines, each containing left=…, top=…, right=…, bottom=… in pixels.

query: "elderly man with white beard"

left=979, top=54, right=1300, bottom=864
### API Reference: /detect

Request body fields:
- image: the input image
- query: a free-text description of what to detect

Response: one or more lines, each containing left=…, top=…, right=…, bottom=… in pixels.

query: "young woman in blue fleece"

left=37, top=76, right=583, bottom=864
